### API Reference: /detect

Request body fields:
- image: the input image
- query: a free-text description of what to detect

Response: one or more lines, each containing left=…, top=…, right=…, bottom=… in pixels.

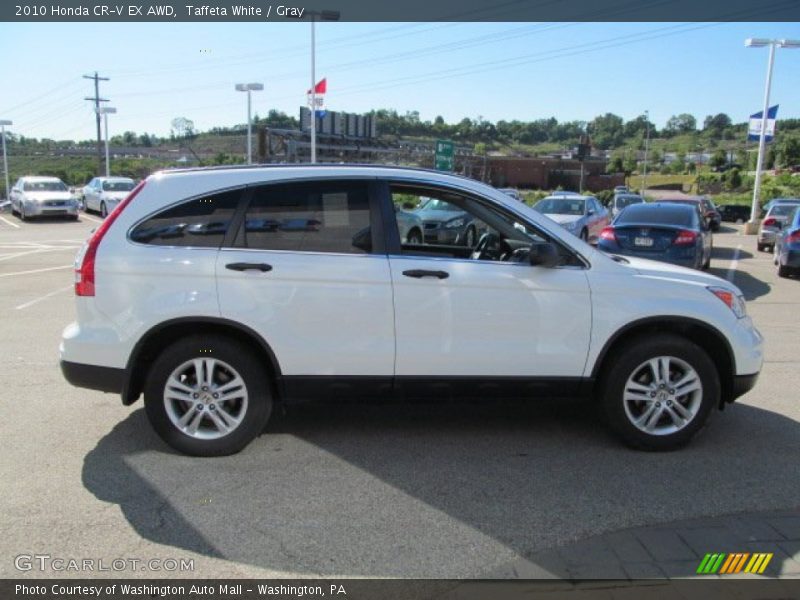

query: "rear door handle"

left=226, top=262, right=272, bottom=272
left=402, top=269, right=449, bottom=279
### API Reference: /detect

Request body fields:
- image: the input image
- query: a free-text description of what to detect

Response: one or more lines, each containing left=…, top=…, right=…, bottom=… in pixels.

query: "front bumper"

left=60, top=360, right=125, bottom=394
left=731, top=372, right=760, bottom=401
left=25, top=201, right=79, bottom=217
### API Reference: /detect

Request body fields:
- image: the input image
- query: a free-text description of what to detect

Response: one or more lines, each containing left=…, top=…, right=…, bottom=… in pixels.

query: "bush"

left=593, top=189, right=614, bottom=206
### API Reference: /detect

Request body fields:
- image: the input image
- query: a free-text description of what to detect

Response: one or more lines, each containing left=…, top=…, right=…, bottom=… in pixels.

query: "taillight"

left=599, top=226, right=616, bottom=242
left=673, top=230, right=697, bottom=246
left=762, top=217, right=777, bottom=228
left=75, top=180, right=146, bottom=297
left=788, top=230, right=800, bottom=244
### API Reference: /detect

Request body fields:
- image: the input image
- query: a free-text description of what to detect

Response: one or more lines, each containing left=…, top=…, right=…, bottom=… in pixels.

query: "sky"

left=0, top=21, right=799, bottom=141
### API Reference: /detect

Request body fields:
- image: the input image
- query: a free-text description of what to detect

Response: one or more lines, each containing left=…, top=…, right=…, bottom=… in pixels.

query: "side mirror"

left=529, top=241, right=560, bottom=268
left=587, top=209, right=595, bottom=216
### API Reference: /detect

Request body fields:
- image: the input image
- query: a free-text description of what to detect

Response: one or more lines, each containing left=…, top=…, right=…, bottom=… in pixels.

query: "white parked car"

left=82, top=176, right=136, bottom=217
left=60, top=165, right=763, bottom=456
left=10, top=176, right=79, bottom=220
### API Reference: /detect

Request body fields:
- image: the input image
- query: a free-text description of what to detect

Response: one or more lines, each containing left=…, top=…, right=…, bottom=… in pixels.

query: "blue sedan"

left=598, top=203, right=712, bottom=270
left=774, top=205, right=800, bottom=278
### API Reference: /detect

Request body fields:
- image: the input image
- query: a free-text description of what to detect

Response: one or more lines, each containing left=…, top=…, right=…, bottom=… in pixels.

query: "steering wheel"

left=471, top=232, right=510, bottom=261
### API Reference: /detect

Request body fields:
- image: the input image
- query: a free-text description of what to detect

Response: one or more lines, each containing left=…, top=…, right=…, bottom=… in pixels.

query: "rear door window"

left=239, top=180, right=373, bottom=254
left=130, top=188, right=242, bottom=247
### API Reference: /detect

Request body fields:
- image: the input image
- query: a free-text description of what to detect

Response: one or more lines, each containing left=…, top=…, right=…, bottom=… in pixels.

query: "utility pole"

left=84, top=72, right=109, bottom=174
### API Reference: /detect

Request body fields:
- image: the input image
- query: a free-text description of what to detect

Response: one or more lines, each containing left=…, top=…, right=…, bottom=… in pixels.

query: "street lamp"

left=0, top=119, right=11, bottom=202
left=744, top=37, right=800, bottom=232
left=641, top=110, right=650, bottom=195
left=289, top=9, right=340, bottom=164
left=95, top=107, right=116, bottom=177
left=235, top=82, right=263, bottom=164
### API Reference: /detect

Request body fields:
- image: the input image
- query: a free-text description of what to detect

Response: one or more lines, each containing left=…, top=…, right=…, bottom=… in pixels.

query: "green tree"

left=587, top=113, right=624, bottom=149
left=709, top=148, right=727, bottom=169
left=775, top=135, right=800, bottom=168
left=664, top=114, right=697, bottom=136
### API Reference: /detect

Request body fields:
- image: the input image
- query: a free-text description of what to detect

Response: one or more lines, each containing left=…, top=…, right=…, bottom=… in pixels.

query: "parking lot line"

left=0, top=264, right=72, bottom=278
left=15, top=284, right=73, bottom=310
left=0, top=216, right=20, bottom=228
left=81, top=214, right=103, bottom=224
left=726, top=244, right=743, bottom=283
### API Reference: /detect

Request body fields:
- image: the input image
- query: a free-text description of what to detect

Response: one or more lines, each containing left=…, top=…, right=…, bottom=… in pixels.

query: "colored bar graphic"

left=698, top=552, right=774, bottom=575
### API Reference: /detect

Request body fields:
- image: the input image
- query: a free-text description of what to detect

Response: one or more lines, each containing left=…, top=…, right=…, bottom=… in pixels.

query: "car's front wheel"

left=100, top=202, right=108, bottom=218
left=601, top=334, right=719, bottom=451
left=144, top=335, right=273, bottom=456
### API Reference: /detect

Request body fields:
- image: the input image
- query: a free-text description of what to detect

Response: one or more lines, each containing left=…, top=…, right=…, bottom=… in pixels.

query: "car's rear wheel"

left=600, top=334, right=718, bottom=451
left=580, top=228, right=589, bottom=242
left=144, top=335, right=272, bottom=456
left=777, top=261, right=791, bottom=278
left=757, top=243, right=766, bottom=252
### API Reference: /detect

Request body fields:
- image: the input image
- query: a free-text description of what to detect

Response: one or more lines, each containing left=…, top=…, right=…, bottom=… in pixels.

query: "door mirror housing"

left=529, top=241, right=560, bottom=268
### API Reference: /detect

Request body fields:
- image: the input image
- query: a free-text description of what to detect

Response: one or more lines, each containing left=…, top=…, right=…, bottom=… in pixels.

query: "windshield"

left=534, top=198, right=585, bottom=216
left=419, top=198, right=459, bottom=211
left=103, top=180, right=134, bottom=192
left=615, top=195, right=644, bottom=209
left=23, top=180, right=68, bottom=192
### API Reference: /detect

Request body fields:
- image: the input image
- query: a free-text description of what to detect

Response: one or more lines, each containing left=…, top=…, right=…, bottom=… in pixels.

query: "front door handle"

left=402, top=269, right=449, bottom=279
left=226, top=262, right=273, bottom=272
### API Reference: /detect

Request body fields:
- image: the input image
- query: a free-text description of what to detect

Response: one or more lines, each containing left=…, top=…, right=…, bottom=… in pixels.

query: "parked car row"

left=757, top=198, right=800, bottom=253
left=774, top=204, right=800, bottom=278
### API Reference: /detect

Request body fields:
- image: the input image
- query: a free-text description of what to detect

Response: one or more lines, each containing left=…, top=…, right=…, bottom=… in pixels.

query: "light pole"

left=290, top=9, right=340, bottom=163
left=641, top=110, right=650, bottom=195
left=95, top=107, right=116, bottom=177
left=744, top=38, right=800, bottom=232
left=0, top=120, right=11, bottom=201
left=235, top=83, right=263, bottom=164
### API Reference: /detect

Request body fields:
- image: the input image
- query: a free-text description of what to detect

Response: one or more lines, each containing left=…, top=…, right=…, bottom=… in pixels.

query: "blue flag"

left=748, top=105, right=778, bottom=142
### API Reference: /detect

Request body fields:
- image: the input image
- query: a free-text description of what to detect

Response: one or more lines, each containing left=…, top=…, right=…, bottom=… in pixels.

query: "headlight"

left=444, top=217, right=466, bottom=229
left=708, top=286, right=747, bottom=319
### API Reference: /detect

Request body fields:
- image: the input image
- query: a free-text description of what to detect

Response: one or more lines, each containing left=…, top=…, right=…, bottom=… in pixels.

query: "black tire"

left=100, top=202, right=107, bottom=218
left=580, top=228, right=589, bottom=242
left=10, top=203, right=18, bottom=217
left=407, top=228, right=423, bottom=245
left=144, top=335, right=273, bottom=456
left=19, top=205, right=27, bottom=221
left=757, top=243, right=766, bottom=252
left=600, top=334, right=719, bottom=451
left=777, top=262, right=791, bottom=278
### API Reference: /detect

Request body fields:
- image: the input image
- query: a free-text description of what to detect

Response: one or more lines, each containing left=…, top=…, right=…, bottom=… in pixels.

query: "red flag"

left=307, top=78, right=326, bottom=95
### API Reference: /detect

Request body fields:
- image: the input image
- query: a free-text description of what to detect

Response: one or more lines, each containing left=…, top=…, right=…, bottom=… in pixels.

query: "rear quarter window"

left=130, top=188, right=242, bottom=247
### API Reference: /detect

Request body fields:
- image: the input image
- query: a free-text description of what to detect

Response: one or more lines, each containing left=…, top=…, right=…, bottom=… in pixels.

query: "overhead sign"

left=748, top=105, right=778, bottom=142
left=435, top=139, right=454, bottom=171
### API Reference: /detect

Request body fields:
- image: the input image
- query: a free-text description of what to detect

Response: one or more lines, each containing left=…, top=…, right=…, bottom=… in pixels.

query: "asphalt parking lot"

left=0, top=212, right=798, bottom=579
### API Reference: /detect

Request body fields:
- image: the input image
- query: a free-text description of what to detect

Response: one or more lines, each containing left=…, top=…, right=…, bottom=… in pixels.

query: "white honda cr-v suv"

left=61, top=165, right=762, bottom=456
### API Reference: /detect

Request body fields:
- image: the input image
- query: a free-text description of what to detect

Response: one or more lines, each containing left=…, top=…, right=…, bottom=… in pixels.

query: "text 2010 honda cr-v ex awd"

left=60, top=166, right=762, bottom=456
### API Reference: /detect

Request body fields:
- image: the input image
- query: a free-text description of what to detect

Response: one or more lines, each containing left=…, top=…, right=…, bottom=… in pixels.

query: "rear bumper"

left=60, top=360, right=125, bottom=394
left=758, top=229, right=778, bottom=244
left=780, top=248, right=800, bottom=268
